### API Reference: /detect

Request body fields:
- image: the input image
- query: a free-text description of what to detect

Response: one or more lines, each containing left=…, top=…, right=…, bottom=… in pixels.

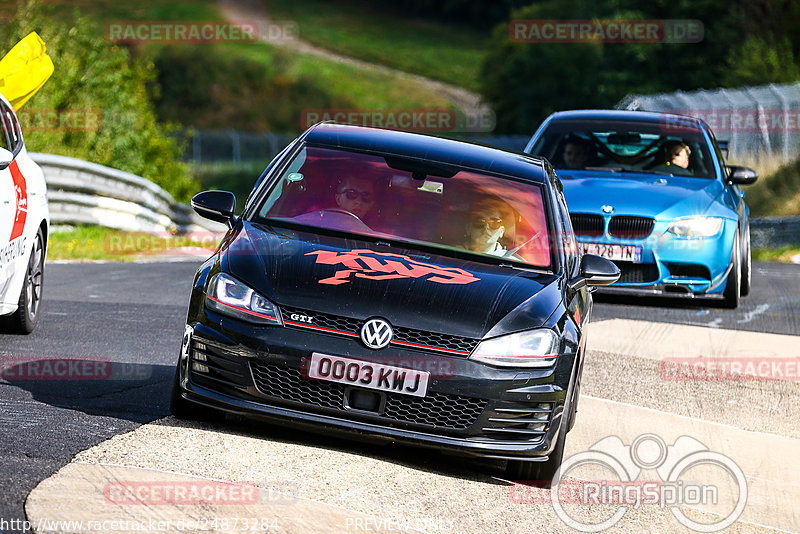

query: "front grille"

left=280, top=306, right=478, bottom=356
left=250, top=361, right=486, bottom=430
left=570, top=213, right=604, bottom=237
left=614, top=261, right=660, bottom=284
left=608, top=216, right=655, bottom=239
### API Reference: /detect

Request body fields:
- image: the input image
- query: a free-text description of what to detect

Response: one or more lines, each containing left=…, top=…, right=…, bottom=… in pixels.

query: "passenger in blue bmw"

left=650, top=140, right=694, bottom=176
left=171, top=123, right=620, bottom=485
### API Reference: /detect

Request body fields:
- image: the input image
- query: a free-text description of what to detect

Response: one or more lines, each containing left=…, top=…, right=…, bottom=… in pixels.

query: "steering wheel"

left=319, top=208, right=363, bottom=222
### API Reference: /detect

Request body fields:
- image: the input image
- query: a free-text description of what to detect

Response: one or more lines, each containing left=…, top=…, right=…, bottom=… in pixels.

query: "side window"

left=708, top=132, right=728, bottom=180
left=0, top=101, right=21, bottom=155
left=0, top=105, right=12, bottom=153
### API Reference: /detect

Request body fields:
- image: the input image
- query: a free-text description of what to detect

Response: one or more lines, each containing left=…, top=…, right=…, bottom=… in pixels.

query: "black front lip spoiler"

left=180, top=381, right=558, bottom=462
left=596, top=285, right=724, bottom=299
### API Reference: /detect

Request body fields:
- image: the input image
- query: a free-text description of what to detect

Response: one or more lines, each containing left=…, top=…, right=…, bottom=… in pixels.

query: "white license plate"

left=307, top=353, right=429, bottom=397
left=579, top=242, right=642, bottom=263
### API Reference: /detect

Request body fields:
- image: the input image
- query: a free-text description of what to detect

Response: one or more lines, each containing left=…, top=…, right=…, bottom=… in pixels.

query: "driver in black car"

left=334, top=176, right=375, bottom=219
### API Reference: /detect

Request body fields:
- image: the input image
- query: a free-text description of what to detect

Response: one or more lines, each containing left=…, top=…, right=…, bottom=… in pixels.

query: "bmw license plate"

left=307, top=353, right=429, bottom=397
left=579, top=242, right=642, bottom=263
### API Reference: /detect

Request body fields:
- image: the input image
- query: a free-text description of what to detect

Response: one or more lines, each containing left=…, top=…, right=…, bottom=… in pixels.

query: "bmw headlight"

left=205, top=273, right=282, bottom=325
left=667, top=217, right=724, bottom=238
left=470, top=329, right=559, bottom=368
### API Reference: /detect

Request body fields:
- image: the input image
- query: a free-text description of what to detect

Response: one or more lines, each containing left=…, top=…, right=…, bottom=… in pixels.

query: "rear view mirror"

left=568, top=254, right=620, bottom=292
left=726, top=165, right=758, bottom=185
left=191, top=190, right=236, bottom=228
left=607, top=132, right=641, bottom=145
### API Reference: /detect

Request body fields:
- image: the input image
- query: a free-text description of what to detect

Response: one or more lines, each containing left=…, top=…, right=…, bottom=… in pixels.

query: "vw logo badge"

left=361, top=318, right=393, bottom=349
left=602, top=205, right=614, bottom=214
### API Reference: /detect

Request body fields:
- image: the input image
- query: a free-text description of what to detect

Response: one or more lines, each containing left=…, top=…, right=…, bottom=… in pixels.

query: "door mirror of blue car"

left=726, top=165, right=758, bottom=185
left=568, top=254, right=621, bottom=293
left=191, top=190, right=237, bottom=228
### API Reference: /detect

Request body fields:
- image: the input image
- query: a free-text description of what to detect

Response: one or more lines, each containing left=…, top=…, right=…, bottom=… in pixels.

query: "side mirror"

left=191, top=190, right=236, bottom=228
left=726, top=165, right=758, bottom=185
left=0, top=147, right=13, bottom=168
left=568, top=254, right=620, bottom=293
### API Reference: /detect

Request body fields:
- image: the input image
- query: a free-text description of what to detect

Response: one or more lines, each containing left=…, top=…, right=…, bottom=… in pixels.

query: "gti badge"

left=602, top=205, right=614, bottom=214
left=361, top=318, right=393, bottom=349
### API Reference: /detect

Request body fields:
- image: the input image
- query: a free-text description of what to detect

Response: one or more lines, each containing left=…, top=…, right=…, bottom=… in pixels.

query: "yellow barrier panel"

left=0, top=32, right=54, bottom=111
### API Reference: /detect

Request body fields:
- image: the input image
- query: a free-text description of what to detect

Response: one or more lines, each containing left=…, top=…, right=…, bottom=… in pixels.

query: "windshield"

left=254, top=146, right=552, bottom=269
left=529, top=119, right=716, bottom=178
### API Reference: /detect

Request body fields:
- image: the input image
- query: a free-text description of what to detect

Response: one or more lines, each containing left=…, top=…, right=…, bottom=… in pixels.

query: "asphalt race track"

left=0, top=260, right=798, bottom=532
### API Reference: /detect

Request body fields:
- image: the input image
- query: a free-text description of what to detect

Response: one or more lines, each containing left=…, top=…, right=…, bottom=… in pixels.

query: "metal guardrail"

left=750, top=216, right=800, bottom=248
left=30, top=153, right=226, bottom=234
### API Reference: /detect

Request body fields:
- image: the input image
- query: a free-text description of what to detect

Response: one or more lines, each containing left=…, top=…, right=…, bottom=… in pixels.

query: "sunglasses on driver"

left=338, top=189, right=373, bottom=203
left=471, top=217, right=503, bottom=230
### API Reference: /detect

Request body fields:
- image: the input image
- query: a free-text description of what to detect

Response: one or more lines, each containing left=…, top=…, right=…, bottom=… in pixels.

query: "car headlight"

left=205, top=273, right=282, bottom=325
left=667, top=217, right=724, bottom=238
left=470, top=329, right=559, bottom=368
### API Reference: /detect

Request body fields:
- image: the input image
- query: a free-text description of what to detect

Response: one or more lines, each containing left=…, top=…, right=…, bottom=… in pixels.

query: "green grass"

left=753, top=246, right=800, bottom=263
left=262, top=0, right=487, bottom=92
left=735, top=153, right=800, bottom=217
left=224, top=41, right=452, bottom=110
left=38, top=0, right=222, bottom=22
left=39, top=0, right=453, bottom=128
left=47, top=225, right=219, bottom=262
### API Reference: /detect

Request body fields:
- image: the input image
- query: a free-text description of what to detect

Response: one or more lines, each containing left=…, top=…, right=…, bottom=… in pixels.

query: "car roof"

left=304, top=122, right=549, bottom=184
left=544, top=109, right=706, bottom=128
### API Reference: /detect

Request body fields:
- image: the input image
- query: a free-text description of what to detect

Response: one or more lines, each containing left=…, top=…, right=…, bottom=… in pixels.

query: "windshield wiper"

left=583, top=166, right=672, bottom=175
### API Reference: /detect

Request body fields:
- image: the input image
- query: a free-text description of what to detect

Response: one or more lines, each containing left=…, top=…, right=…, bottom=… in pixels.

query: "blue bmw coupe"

left=526, top=110, right=758, bottom=308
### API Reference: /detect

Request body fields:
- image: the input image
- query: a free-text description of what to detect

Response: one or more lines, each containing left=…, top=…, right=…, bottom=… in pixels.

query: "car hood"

left=558, top=170, right=723, bottom=218
left=223, top=221, right=562, bottom=340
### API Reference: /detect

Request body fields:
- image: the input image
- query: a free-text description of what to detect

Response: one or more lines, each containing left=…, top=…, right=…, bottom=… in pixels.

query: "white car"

left=0, top=92, right=48, bottom=334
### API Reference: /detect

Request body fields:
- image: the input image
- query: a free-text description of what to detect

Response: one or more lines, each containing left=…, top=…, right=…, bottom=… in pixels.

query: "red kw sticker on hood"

left=306, top=249, right=480, bottom=286
left=9, top=160, right=27, bottom=241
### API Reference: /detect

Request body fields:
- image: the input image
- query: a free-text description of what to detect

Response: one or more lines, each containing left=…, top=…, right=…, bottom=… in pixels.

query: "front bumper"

left=176, top=310, right=577, bottom=462
left=580, top=219, right=736, bottom=296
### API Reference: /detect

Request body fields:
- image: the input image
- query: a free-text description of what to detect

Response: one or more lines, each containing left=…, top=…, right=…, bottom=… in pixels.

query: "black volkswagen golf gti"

left=171, top=123, right=619, bottom=481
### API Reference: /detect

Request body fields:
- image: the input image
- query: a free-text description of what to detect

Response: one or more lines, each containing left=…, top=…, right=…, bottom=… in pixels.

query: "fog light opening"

left=191, top=363, right=209, bottom=374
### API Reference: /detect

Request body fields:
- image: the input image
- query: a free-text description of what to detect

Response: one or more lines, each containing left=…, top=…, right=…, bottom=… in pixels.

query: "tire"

left=505, top=420, right=568, bottom=486
left=1, top=228, right=44, bottom=334
left=740, top=225, right=751, bottom=297
left=505, top=387, right=573, bottom=486
left=567, top=380, right=580, bottom=432
left=721, top=231, right=741, bottom=309
left=170, top=364, right=205, bottom=420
